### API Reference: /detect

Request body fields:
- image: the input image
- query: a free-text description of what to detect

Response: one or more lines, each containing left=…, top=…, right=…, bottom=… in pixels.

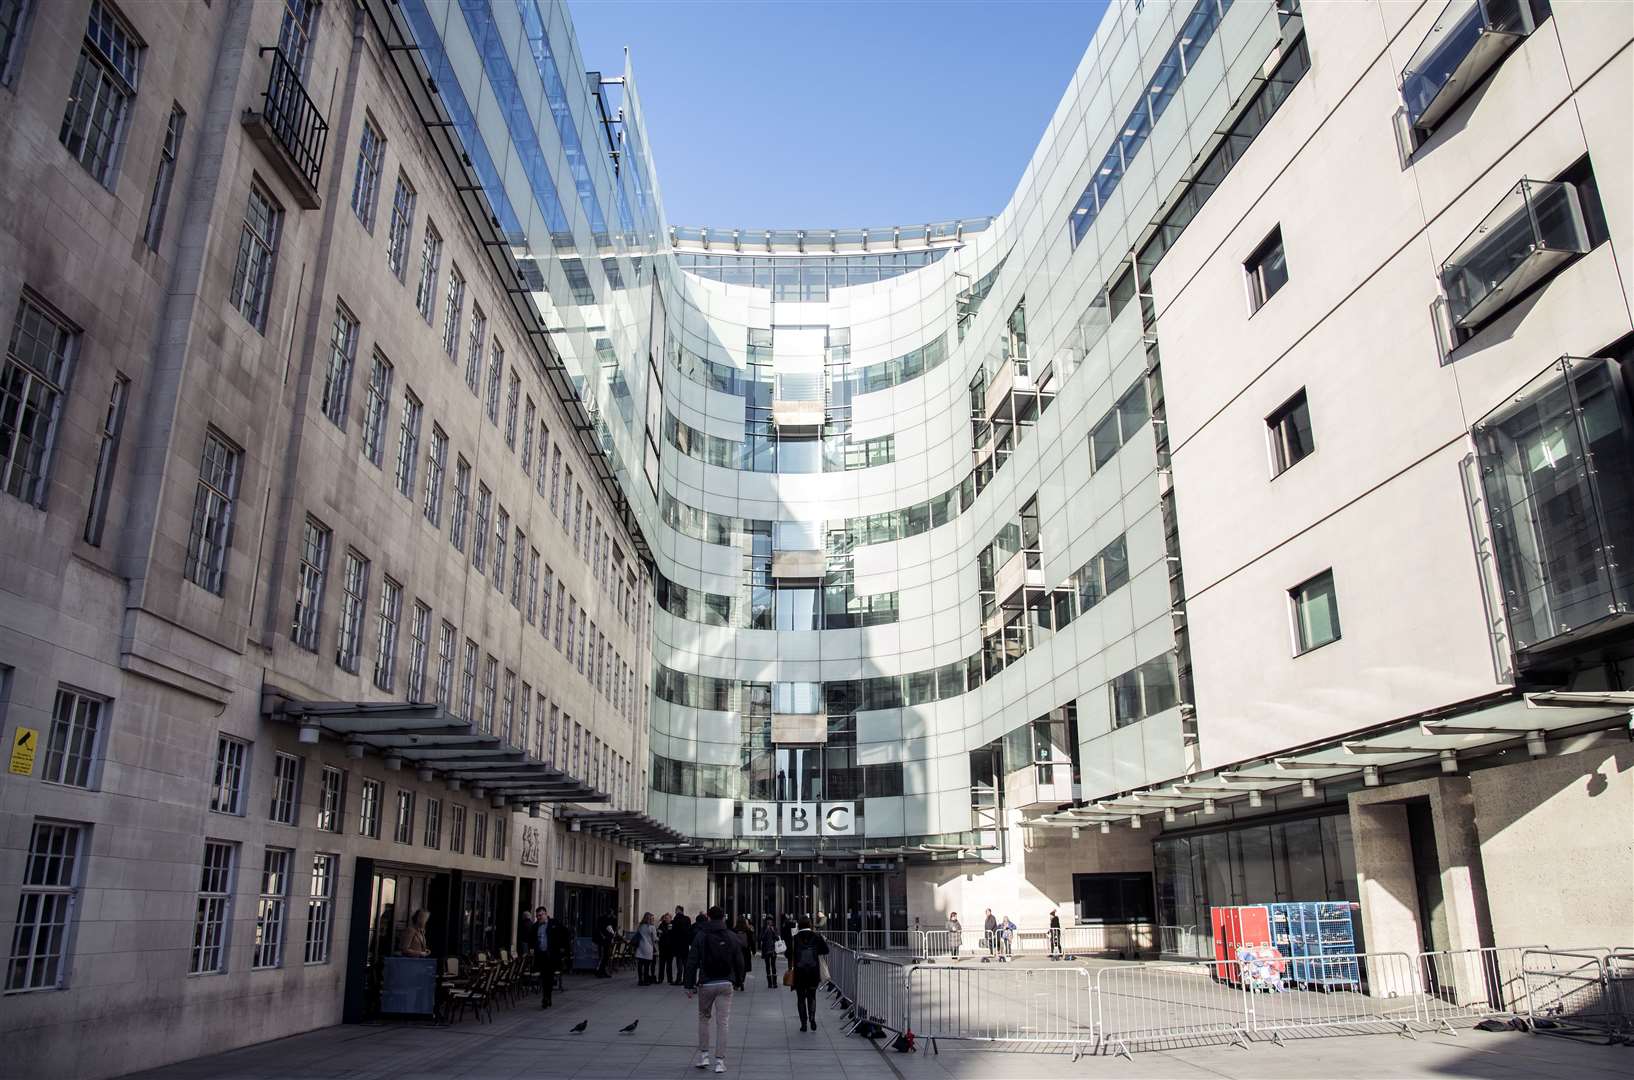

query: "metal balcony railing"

left=1401, top=0, right=1532, bottom=131
left=1440, top=178, right=1588, bottom=329
left=257, top=45, right=328, bottom=195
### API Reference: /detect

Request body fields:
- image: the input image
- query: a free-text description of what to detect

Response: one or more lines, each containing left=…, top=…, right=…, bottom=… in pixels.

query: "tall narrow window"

left=372, top=576, right=402, bottom=691
left=2, top=292, right=78, bottom=507
left=406, top=600, right=430, bottom=701
left=423, top=798, right=442, bottom=849
left=142, top=104, right=184, bottom=249
left=320, top=303, right=358, bottom=428
left=385, top=172, right=416, bottom=280
left=448, top=804, right=466, bottom=853
left=493, top=817, right=507, bottom=860
left=521, top=397, right=536, bottom=474
left=472, top=483, right=491, bottom=571
left=230, top=184, right=281, bottom=332
left=511, top=529, right=525, bottom=608
left=492, top=507, right=509, bottom=592
left=0, top=0, right=31, bottom=87
left=252, top=847, right=291, bottom=969
left=504, top=369, right=520, bottom=448
left=210, top=735, right=248, bottom=815
left=548, top=438, right=560, bottom=510
left=350, top=115, right=385, bottom=230
left=441, top=264, right=465, bottom=357
left=82, top=372, right=128, bottom=545
left=1290, top=569, right=1341, bottom=654
left=303, top=853, right=337, bottom=964
left=1267, top=388, right=1313, bottom=476
left=414, top=220, right=442, bottom=323
left=535, top=423, right=550, bottom=497
left=527, top=548, right=541, bottom=625
left=335, top=549, right=369, bottom=673
left=42, top=688, right=104, bottom=789
left=519, top=684, right=533, bottom=755
left=393, top=789, right=414, bottom=844
left=316, top=766, right=345, bottom=833
left=358, top=777, right=382, bottom=837
left=449, top=456, right=470, bottom=551
left=481, top=655, right=498, bottom=735
left=393, top=389, right=421, bottom=498
left=460, top=638, right=478, bottom=722
left=291, top=516, right=330, bottom=651
left=435, top=620, right=456, bottom=712
left=472, top=812, right=488, bottom=858
left=542, top=566, right=555, bottom=639
left=184, top=430, right=240, bottom=594
left=501, top=668, right=516, bottom=742
left=484, top=340, right=503, bottom=423
left=190, top=841, right=236, bottom=974
left=423, top=424, right=447, bottom=526
left=360, top=351, right=393, bottom=467
left=268, top=752, right=301, bottom=825
left=1245, top=226, right=1288, bottom=312
left=6, top=821, right=86, bottom=991
left=464, top=304, right=486, bottom=394
left=275, top=0, right=317, bottom=76
left=59, top=1, right=141, bottom=187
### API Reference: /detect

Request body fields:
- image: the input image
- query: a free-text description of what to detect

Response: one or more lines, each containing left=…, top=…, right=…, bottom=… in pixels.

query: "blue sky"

left=568, top=0, right=1110, bottom=227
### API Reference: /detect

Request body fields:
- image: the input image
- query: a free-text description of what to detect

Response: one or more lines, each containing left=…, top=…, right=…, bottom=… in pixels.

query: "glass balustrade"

left=1401, top=0, right=1532, bottom=131
left=1440, top=178, right=1588, bottom=329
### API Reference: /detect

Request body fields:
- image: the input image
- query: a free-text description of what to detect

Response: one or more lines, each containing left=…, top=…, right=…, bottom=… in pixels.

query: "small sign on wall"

left=9, top=727, right=38, bottom=776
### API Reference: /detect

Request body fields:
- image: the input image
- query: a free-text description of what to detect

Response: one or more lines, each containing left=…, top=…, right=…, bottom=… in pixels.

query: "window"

left=393, top=389, right=421, bottom=498
left=42, top=688, right=103, bottom=790
left=230, top=184, right=281, bottom=332
left=2, top=292, right=78, bottom=507
left=1110, top=655, right=1179, bottom=728
left=548, top=441, right=560, bottom=511
left=303, top=853, right=337, bottom=964
left=1291, top=569, right=1341, bottom=654
left=441, top=264, right=464, bottom=357
left=484, top=341, right=503, bottom=422
left=526, top=548, right=540, bottom=624
left=268, top=752, right=300, bottom=825
left=435, top=620, right=456, bottom=711
left=423, top=425, right=447, bottom=526
left=464, top=304, right=486, bottom=394
left=519, top=684, right=532, bottom=755
left=521, top=398, right=536, bottom=474
left=504, top=369, right=520, bottom=448
left=360, top=351, right=392, bottom=467
left=501, top=668, right=516, bottom=742
left=414, top=220, right=442, bottom=323
left=0, top=0, right=31, bottom=87
left=60, top=1, right=141, bottom=186
left=316, top=766, right=345, bottom=833
left=1245, top=226, right=1288, bottom=312
left=6, top=821, right=85, bottom=991
left=423, top=798, right=442, bottom=849
left=460, top=638, right=478, bottom=721
left=449, top=456, right=470, bottom=551
left=554, top=582, right=567, bottom=650
left=393, top=789, right=414, bottom=844
left=385, top=172, right=415, bottom=280
left=291, top=516, right=330, bottom=651
left=184, top=431, right=240, bottom=594
left=491, top=507, right=508, bottom=592
left=373, top=576, right=402, bottom=691
left=210, top=735, right=248, bottom=815
left=481, top=655, right=498, bottom=735
left=335, top=549, right=369, bottom=673
left=472, top=812, right=488, bottom=857
left=510, top=528, right=525, bottom=607
left=542, top=566, right=555, bottom=639
left=1267, top=388, right=1313, bottom=476
left=142, top=104, right=184, bottom=249
left=321, top=303, right=358, bottom=428
left=350, top=115, right=385, bottom=230
left=358, top=777, right=382, bottom=837
left=252, top=847, right=291, bottom=969
left=1073, top=872, right=1156, bottom=925
left=406, top=600, right=430, bottom=701
left=448, top=803, right=466, bottom=853
left=190, top=841, right=235, bottom=974
left=493, top=817, right=507, bottom=861
left=472, top=483, right=491, bottom=570
left=276, top=0, right=317, bottom=76
left=83, top=372, right=129, bottom=545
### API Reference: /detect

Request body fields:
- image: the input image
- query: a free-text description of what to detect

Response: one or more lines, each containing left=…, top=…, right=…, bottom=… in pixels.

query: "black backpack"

left=794, top=936, right=820, bottom=973
left=698, top=926, right=737, bottom=981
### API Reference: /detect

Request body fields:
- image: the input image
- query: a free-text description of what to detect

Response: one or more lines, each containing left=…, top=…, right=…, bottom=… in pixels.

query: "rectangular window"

left=521, top=398, right=536, bottom=474
left=449, top=457, right=470, bottom=551
left=509, top=529, right=524, bottom=607
left=406, top=600, right=430, bottom=701
left=190, top=841, right=235, bottom=974
left=321, top=303, right=358, bottom=428
left=335, top=549, right=369, bottom=673
left=393, top=789, right=414, bottom=844
left=564, top=595, right=577, bottom=658
left=230, top=184, right=281, bottom=332
left=83, top=371, right=130, bottom=545
left=472, top=812, right=487, bottom=858
left=276, top=0, right=317, bottom=75
left=291, top=516, right=330, bottom=651
left=414, top=220, right=442, bottom=323
left=0, top=0, right=32, bottom=87
left=441, top=264, right=465, bottom=357
left=460, top=639, right=478, bottom=721
left=1267, top=388, right=1313, bottom=476
left=350, top=115, right=385, bottom=230
left=448, top=804, right=466, bottom=854
left=183, top=430, right=240, bottom=595
left=393, top=388, right=421, bottom=498
left=251, top=847, right=291, bottom=969
left=302, top=853, right=337, bottom=964
left=316, top=766, right=345, bottom=833
left=385, top=172, right=416, bottom=280
left=484, top=341, right=503, bottom=423
left=549, top=442, right=561, bottom=512
left=465, top=304, right=486, bottom=395
left=472, top=483, right=491, bottom=571
left=504, top=369, right=520, bottom=448
left=59, top=1, right=141, bottom=187
left=501, top=668, right=516, bottom=743
left=493, top=817, right=507, bottom=861
left=527, top=548, right=540, bottom=624
left=423, top=424, right=447, bottom=526
left=268, top=752, right=300, bottom=825
left=492, top=507, right=509, bottom=592
left=423, top=798, right=442, bottom=849
left=1245, top=226, right=1288, bottom=312
left=553, top=582, right=566, bottom=649
left=1291, top=569, right=1341, bottom=654
left=481, top=655, right=498, bottom=735
left=542, top=566, right=555, bottom=639
left=142, top=103, right=184, bottom=249
left=547, top=704, right=559, bottom=766
left=2, top=292, right=78, bottom=507
left=6, top=821, right=86, bottom=991
left=210, top=735, right=248, bottom=815
left=373, top=576, right=402, bottom=691
left=360, top=351, right=393, bottom=467
left=42, top=687, right=104, bottom=790
left=435, top=620, right=456, bottom=712
left=519, top=683, right=532, bottom=755
left=358, top=777, right=381, bottom=838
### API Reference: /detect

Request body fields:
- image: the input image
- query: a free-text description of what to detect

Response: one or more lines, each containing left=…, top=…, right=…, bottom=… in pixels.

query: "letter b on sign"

left=782, top=803, right=816, bottom=836
left=744, top=802, right=775, bottom=837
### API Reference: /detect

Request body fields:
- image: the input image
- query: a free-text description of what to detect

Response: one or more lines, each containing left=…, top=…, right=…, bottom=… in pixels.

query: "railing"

left=1401, top=0, right=1532, bottom=131
left=258, top=46, right=328, bottom=192
left=1523, top=947, right=1634, bottom=1041
left=910, top=963, right=1097, bottom=1057
left=1440, top=178, right=1588, bottom=329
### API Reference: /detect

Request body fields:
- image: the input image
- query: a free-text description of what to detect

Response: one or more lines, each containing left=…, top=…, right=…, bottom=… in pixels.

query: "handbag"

left=774, top=939, right=787, bottom=955
left=782, top=967, right=794, bottom=987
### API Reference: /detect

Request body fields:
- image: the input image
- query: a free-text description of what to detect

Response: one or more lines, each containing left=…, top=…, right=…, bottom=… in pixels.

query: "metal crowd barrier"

left=1417, top=946, right=1541, bottom=1032
left=823, top=945, right=911, bottom=1038
left=908, top=962, right=1097, bottom=1058
left=1523, top=947, right=1634, bottom=1042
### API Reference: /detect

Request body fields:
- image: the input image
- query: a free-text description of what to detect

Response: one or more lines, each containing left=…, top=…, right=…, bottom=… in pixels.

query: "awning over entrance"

left=263, top=691, right=608, bottom=808
left=555, top=809, right=692, bottom=854
left=1031, top=689, right=1634, bottom=830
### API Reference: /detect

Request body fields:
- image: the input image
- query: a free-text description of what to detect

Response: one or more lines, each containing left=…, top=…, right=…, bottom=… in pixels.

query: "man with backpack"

left=788, top=916, right=829, bottom=1032
left=684, top=905, right=745, bottom=1073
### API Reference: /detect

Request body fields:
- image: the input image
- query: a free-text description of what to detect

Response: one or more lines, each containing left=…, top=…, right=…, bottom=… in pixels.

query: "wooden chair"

left=446, top=963, right=500, bottom=1024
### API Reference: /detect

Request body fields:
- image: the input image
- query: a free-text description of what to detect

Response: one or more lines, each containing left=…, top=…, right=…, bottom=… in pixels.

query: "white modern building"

left=2, top=0, right=1631, bottom=1076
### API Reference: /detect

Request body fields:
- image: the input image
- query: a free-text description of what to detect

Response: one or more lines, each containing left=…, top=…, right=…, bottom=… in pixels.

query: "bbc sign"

left=740, top=801, right=856, bottom=837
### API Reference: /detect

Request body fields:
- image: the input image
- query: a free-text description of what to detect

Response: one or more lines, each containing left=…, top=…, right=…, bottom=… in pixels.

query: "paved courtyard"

left=117, top=969, right=1632, bottom=1080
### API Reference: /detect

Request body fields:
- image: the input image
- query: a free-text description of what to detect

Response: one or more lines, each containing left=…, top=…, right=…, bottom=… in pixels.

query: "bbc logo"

left=739, top=801, right=855, bottom=837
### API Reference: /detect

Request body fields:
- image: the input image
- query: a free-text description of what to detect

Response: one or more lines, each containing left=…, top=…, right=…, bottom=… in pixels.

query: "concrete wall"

left=637, top=862, right=709, bottom=922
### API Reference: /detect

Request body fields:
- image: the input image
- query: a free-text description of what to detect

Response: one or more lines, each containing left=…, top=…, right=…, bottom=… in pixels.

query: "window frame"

left=142, top=102, right=185, bottom=250
left=334, top=548, right=370, bottom=673
left=59, top=0, right=141, bottom=188
left=2, top=291, right=79, bottom=508
left=41, top=687, right=105, bottom=790
left=268, top=751, right=301, bottom=825
left=315, top=765, right=346, bottom=833
left=1289, top=568, right=1342, bottom=656
left=358, top=776, right=382, bottom=838
left=229, top=182, right=282, bottom=332
left=302, top=852, right=337, bottom=965
left=184, top=429, right=241, bottom=595
left=1244, top=225, right=1289, bottom=314
left=210, top=734, right=249, bottom=815
left=5, top=820, right=87, bottom=992
left=1266, top=387, right=1314, bottom=478
left=251, top=846, right=292, bottom=969
left=189, top=840, right=236, bottom=975
left=372, top=575, right=402, bottom=691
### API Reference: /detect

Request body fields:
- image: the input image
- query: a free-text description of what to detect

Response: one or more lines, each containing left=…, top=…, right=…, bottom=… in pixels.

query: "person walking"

left=1048, top=910, right=1062, bottom=957
left=788, top=916, right=829, bottom=1033
left=983, top=909, right=998, bottom=956
left=656, top=912, right=674, bottom=985
left=596, top=911, right=618, bottom=978
left=758, top=917, right=780, bottom=989
left=685, top=905, right=745, bottom=1073
left=634, top=912, right=658, bottom=984
left=535, top=908, right=557, bottom=1009
left=519, top=908, right=536, bottom=962
left=947, top=911, right=962, bottom=959
left=669, top=906, right=693, bottom=985
left=547, top=913, right=572, bottom=995
left=731, top=916, right=753, bottom=991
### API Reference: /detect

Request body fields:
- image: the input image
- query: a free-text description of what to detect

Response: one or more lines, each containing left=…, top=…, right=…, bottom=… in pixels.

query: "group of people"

left=942, top=908, right=1066, bottom=957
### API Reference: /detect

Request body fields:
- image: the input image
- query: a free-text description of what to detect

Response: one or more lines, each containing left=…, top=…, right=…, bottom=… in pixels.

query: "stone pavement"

left=120, top=969, right=1633, bottom=1079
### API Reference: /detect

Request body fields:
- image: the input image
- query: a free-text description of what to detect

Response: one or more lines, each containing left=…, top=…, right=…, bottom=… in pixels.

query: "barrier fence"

left=909, top=963, right=1097, bottom=1057
left=1523, top=947, right=1634, bottom=1042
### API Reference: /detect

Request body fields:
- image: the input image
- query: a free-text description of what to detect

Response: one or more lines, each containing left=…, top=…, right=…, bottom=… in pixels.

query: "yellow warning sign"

left=9, top=727, right=38, bottom=776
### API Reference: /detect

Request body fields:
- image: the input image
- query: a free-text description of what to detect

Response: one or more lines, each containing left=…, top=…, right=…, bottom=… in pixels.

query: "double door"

left=712, top=871, right=898, bottom=933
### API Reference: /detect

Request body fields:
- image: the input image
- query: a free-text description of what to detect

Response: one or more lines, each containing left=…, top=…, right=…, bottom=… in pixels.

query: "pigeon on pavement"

left=619, top=1020, right=639, bottom=1033
left=570, top=1020, right=588, bottom=1033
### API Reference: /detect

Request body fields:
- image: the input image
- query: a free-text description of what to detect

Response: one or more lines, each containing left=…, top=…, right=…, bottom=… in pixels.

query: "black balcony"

left=242, top=46, right=328, bottom=209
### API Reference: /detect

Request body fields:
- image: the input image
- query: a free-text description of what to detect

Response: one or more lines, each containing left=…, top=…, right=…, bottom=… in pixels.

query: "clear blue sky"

left=568, top=0, right=1110, bottom=228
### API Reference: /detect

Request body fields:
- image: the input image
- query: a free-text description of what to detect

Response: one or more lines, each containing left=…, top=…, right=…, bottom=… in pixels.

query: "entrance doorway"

left=711, top=870, right=905, bottom=933
left=364, top=866, right=442, bottom=1017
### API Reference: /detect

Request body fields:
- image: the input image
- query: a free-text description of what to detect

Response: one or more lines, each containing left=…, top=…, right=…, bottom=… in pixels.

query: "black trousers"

left=537, top=955, right=554, bottom=1006
left=762, top=954, right=776, bottom=985
left=795, top=983, right=817, bottom=1024
left=597, top=941, right=611, bottom=975
left=637, top=958, right=653, bottom=983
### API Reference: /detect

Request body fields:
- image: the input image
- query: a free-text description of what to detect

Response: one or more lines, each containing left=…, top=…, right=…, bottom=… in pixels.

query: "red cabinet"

left=1209, top=904, right=1272, bottom=983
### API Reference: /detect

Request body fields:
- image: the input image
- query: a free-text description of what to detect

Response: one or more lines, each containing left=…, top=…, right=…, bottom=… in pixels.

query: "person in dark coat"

left=535, top=908, right=557, bottom=1008
left=596, top=911, right=618, bottom=978
left=547, top=915, right=572, bottom=992
left=655, top=912, right=674, bottom=985
left=758, top=917, right=780, bottom=988
left=1049, top=909, right=1063, bottom=957
left=668, top=906, right=693, bottom=985
left=788, top=917, right=829, bottom=1032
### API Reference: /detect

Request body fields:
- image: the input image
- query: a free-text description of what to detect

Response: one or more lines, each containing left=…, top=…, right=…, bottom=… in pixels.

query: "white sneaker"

left=695, top=1051, right=710, bottom=1069
left=713, top=1059, right=726, bottom=1074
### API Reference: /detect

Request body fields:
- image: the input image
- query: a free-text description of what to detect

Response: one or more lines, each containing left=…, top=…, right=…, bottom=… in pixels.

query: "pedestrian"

left=732, top=915, right=754, bottom=991
left=758, top=916, right=780, bottom=989
left=669, top=906, right=692, bottom=985
left=788, top=916, right=829, bottom=1032
left=535, top=908, right=557, bottom=1009
left=685, top=905, right=745, bottom=1074
left=596, top=911, right=618, bottom=978
left=1001, top=914, right=1016, bottom=956
left=635, top=912, right=658, bottom=985
left=983, top=909, right=998, bottom=955
left=1048, top=910, right=1062, bottom=957
left=547, top=913, right=572, bottom=993
left=656, top=912, right=673, bottom=985
left=519, top=908, right=536, bottom=962
left=947, top=911, right=962, bottom=959
left=781, top=912, right=797, bottom=955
